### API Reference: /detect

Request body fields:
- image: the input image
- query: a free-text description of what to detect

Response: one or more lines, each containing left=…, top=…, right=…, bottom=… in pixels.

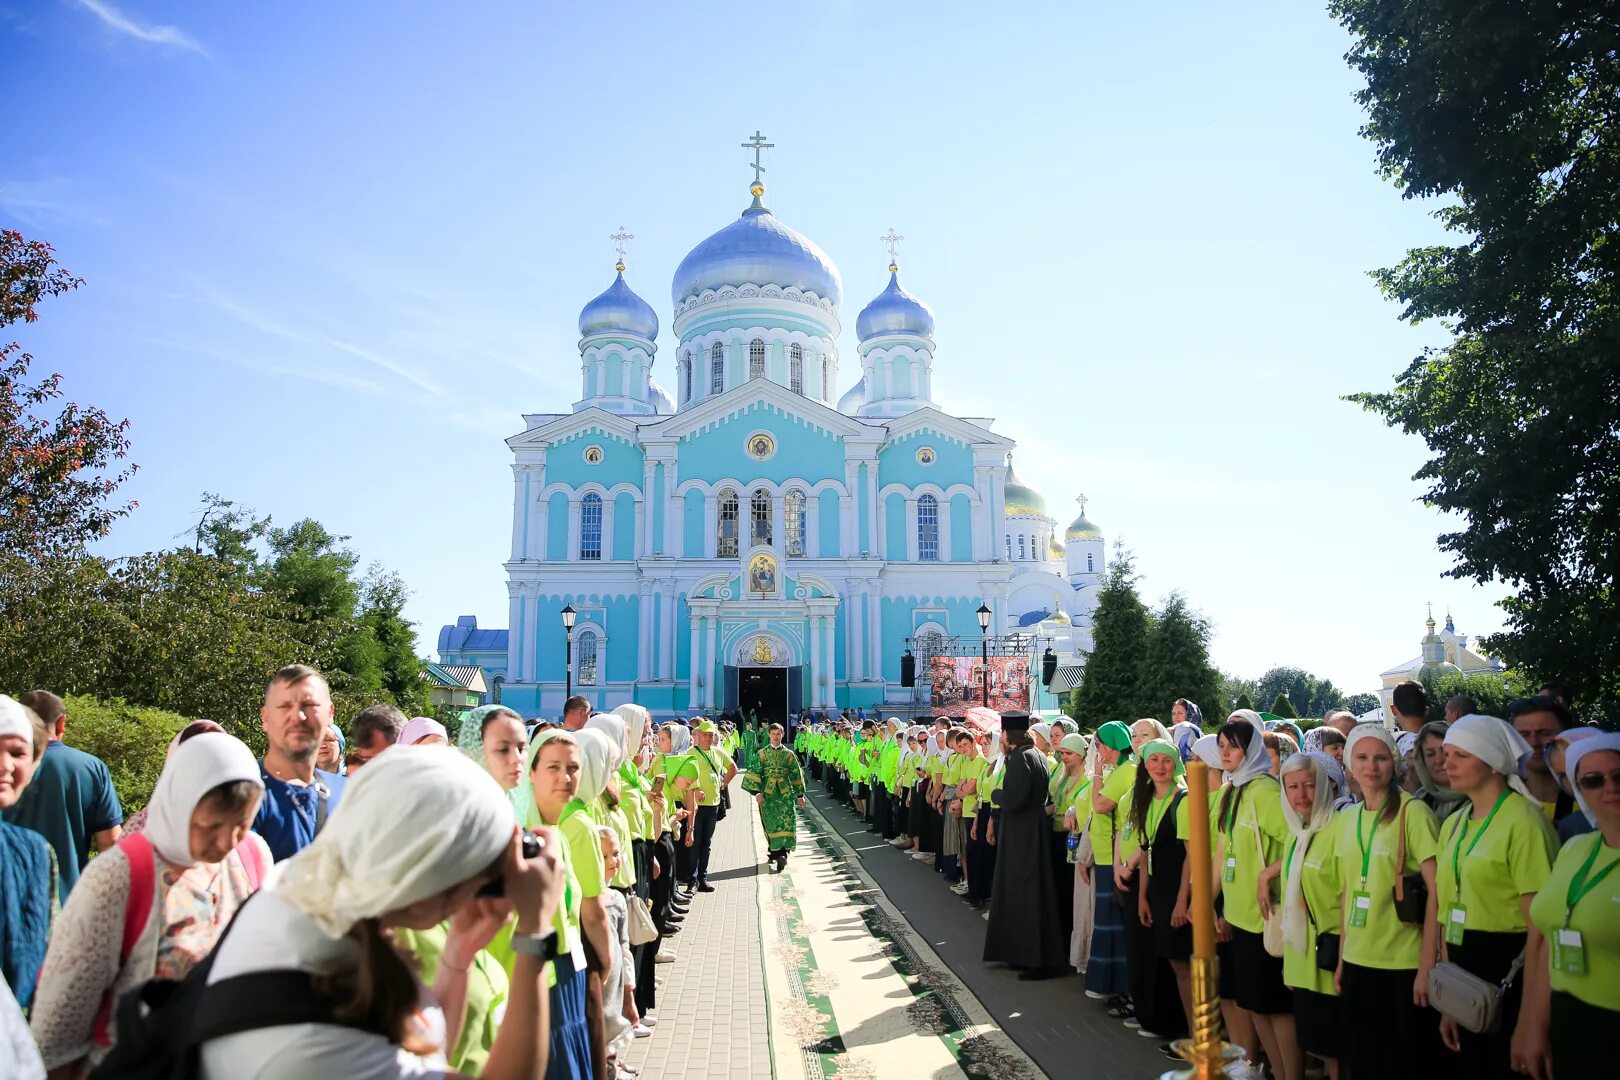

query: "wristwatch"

left=509, top=929, right=562, bottom=963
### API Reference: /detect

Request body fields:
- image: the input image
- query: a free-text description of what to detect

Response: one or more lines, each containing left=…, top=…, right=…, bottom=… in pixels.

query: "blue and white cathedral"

left=439, top=141, right=1106, bottom=720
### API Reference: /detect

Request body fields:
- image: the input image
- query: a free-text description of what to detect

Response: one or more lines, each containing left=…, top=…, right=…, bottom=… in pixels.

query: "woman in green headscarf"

left=458, top=704, right=531, bottom=823
left=1083, top=720, right=1136, bottom=999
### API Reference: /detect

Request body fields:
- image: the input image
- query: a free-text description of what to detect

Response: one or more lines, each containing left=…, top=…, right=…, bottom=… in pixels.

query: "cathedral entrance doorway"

left=737, top=667, right=788, bottom=725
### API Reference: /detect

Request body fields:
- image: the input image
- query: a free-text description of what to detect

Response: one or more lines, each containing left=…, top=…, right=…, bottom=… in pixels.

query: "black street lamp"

left=560, top=604, right=577, bottom=703
left=976, top=603, right=992, bottom=706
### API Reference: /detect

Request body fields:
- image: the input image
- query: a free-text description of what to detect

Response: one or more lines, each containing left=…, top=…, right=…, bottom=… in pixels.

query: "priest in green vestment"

left=742, top=723, right=805, bottom=871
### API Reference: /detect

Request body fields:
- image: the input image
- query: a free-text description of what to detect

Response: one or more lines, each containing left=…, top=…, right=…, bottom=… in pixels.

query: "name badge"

left=1445, top=904, right=1467, bottom=946
left=1349, top=891, right=1372, bottom=928
left=1553, top=929, right=1586, bottom=975
left=1223, top=856, right=1237, bottom=883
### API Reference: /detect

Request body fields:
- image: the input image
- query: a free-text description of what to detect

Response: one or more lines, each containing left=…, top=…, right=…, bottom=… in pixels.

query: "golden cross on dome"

left=741, top=130, right=774, bottom=183
left=609, top=226, right=634, bottom=272
left=880, top=228, right=905, bottom=270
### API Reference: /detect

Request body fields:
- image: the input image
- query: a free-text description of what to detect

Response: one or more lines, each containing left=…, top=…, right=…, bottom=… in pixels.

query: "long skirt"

left=1341, top=961, right=1441, bottom=1080
left=1118, top=874, right=1163, bottom=1029
left=1048, top=830, right=1075, bottom=936
left=942, top=810, right=964, bottom=859
left=1083, top=864, right=1129, bottom=996
left=873, top=783, right=891, bottom=835
left=1071, top=858, right=1096, bottom=973
left=908, top=784, right=930, bottom=842
left=547, top=955, right=595, bottom=1080
left=1449, top=930, right=1527, bottom=1080
left=760, top=791, right=798, bottom=854
left=1551, top=990, right=1618, bottom=1080
left=964, top=815, right=995, bottom=901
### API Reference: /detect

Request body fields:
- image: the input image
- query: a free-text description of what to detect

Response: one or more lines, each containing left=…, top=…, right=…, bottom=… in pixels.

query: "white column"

left=848, top=587, right=864, bottom=681
left=637, top=585, right=653, bottom=681
left=704, top=494, right=718, bottom=556
left=509, top=466, right=526, bottom=560
left=687, top=611, right=701, bottom=704
left=660, top=585, right=676, bottom=680
left=865, top=465, right=880, bottom=557
left=632, top=498, right=645, bottom=560
left=937, top=497, right=952, bottom=562
left=507, top=584, right=524, bottom=682
left=825, top=611, right=838, bottom=702
left=664, top=477, right=681, bottom=556
left=704, top=616, right=719, bottom=707
left=771, top=493, right=786, bottom=552
left=867, top=589, right=881, bottom=685
left=531, top=495, right=549, bottom=560
left=600, top=498, right=615, bottom=562
left=566, top=498, right=581, bottom=561
left=807, top=496, right=821, bottom=558
left=523, top=588, right=540, bottom=685
left=842, top=461, right=860, bottom=557
left=642, top=462, right=657, bottom=552
left=973, top=465, right=992, bottom=560
left=904, top=496, right=919, bottom=562
left=808, top=615, right=822, bottom=706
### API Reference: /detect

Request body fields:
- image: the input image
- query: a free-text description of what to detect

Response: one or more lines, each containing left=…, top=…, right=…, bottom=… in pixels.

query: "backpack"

left=88, top=899, right=382, bottom=1080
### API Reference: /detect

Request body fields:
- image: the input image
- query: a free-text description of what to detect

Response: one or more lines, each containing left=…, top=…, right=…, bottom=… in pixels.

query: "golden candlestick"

left=1161, top=760, right=1240, bottom=1080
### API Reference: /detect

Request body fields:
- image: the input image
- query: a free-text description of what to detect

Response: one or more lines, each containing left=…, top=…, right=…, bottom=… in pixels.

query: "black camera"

left=476, top=831, right=544, bottom=898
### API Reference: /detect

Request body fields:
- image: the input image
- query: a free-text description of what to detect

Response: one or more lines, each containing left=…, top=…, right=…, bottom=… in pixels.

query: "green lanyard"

left=1449, top=789, right=1510, bottom=894
left=1563, top=837, right=1620, bottom=927
left=1355, top=803, right=1384, bottom=887
left=1221, top=782, right=1248, bottom=842
left=1146, top=789, right=1177, bottom=842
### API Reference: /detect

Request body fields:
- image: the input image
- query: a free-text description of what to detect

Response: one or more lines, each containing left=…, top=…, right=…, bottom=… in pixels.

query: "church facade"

left=439, top=145, right=1105, bottom=720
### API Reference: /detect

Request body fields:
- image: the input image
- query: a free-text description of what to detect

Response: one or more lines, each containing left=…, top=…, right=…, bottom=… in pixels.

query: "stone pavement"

left=623, top=781, right=772, bottom=1080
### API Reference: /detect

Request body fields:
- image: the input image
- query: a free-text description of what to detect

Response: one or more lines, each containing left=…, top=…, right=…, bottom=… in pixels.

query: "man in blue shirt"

left=1, top=690, right=123, bottom=897
left=253, top=664, right=347, bottom=861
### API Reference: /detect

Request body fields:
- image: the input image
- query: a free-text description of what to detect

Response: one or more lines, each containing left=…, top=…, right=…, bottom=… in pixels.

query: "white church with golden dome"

left=438, top=136, right=1104, bottom=720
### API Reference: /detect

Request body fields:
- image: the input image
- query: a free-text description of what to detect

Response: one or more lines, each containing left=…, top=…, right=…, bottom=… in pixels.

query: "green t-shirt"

left=1090, top=762, right=1136, bottom=867
left=1048, top=770, right=1087, bottom=834
left=957, top=756, right=988, bottom=818
left=1282, top=814, right=1345, bottom=995
left=1528, top=832, right=1620, bottom=1011
left=690, top=747, right=726, bottom=805
left=602, top=801, right=636, bottom=890
left=560, top=808, right=606, bottom=899
left=1220, top=776, right=1290, bottom=935
left=397, top=922, right=510, bottom=1074
left=1335, top=793, right=1439, bottom=970
left=1434, top=791, right=1556, bottom=938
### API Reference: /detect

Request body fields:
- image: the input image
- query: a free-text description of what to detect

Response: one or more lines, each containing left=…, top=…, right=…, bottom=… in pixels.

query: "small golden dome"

left=1003, top=460, right=1048, bottom=518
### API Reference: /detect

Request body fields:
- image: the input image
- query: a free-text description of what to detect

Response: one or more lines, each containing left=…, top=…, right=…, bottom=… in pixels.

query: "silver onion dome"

left=856, top=269, right=935, bottom=341
left=673, top=196, right=842, bottom=310
left=837, top=374, right=867, bottom=415
left=648, top=377, right=675, bottom=415
left=579, top=269, right=659, bottom=340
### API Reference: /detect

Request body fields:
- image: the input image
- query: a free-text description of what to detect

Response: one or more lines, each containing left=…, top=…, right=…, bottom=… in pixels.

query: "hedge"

left=61, top=695, right=194, bottom=816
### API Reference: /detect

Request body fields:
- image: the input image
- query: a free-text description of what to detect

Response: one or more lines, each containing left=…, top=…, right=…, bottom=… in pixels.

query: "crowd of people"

left=792, top=683, right=1616, bottom=1080
left=0, top=674, right=764, bottom=1080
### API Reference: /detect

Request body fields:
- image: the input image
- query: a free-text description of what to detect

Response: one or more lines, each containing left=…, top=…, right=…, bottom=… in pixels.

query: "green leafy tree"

left=188, top=491, right=269, bottom=575
left=1420, top=670, right=1514, bottom=726
left=1072, top=545, right=1154, bottom=727
left=1145, top=592, right=1222, bottom=727
left=1256, top=667, right=1312, bottom=718
left=1234, top=692, right=1255, bottom=713
left=1, top=230, right=135, bottom=559
left=1269, top=692, right=1299, bottom=719
left=1344, top=692, right=1381, bottom=717
left=360, top=566, right=429, bottom=715
left=1332, top=1, right=1620, bottom=710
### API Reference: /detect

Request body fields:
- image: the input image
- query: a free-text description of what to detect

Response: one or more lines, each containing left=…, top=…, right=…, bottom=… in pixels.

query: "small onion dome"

left=856, top=268, right=935, bottom=341
left=579, top=267, right=658, bottom=340
left=672, top=194, right=842, bottom=309
left=1066, top=507, right=1102, bottom=541
left=649, top=377, right=675, bottom=415
left=1003, top=461, right=1047, bottom=518
left=837, top=374, right=867, bottom=415
left=1048, top=536, right=1065, bottom=561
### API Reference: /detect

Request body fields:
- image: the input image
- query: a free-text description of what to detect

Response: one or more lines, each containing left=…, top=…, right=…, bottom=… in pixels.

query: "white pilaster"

left=509, top=466, right=526, bottom=560
left=566, top=498, right=582, bottom=561
left=687, top=611, right=701, bottom=704
left=904, top=496, right=919, bottom=562
left=704, top=616, right=719, bottom=707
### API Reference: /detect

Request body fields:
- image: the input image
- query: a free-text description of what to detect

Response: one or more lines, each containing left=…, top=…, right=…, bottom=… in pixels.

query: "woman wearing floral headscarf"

left=458, top=704, right=531, bottom=823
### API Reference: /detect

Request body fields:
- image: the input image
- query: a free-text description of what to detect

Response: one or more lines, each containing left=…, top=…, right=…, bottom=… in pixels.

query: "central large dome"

left=673, top=201, right=842, bottom=310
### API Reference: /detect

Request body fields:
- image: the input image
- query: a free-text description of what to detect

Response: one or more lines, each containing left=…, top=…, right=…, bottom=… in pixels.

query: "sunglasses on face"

left=1576, top=769, right=1620, bottom=792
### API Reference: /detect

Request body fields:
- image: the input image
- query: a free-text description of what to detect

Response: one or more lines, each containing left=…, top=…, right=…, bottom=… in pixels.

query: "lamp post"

left=976, top=603, right=992, bottom=707
left=560, top=604, right=577, bottom=703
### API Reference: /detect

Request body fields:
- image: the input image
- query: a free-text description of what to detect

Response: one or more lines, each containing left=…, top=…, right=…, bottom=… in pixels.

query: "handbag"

left=1430, top=950, right=1525, bottom=1034
left=1391, top=798, right=1428, bottom=924
left=626, top=894, right=659, bottom=947
left=1251, top=814, right=1285, bottom=958
left=1295, top=838, right=1342, bottom=972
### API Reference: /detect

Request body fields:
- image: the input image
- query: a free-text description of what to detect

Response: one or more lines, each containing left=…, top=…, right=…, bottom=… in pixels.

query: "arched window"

left=751, top=488, right=772, bottom=546
left=784, top=489, right=806, bottom=557
left=1018, top=534, right=1026, bottom=561
left=491, top=675, right=504, bottom=704
left=580, top=493, right=603, bottom=561
left=710, top=343, right=725, bottom=395
left=577, top=631, right=598, bottom=686
left=1006, top=536, right=1012, bottom=560
left=789, top=344, right=804, bottom=394
left=717, top=489, right=739, bottom=557
left=916, top=494, right=940, bottom=561
left=1087, top=553, right=1094, bottom=573
left=682, top=351, right=692, bottom=403
left=749, top=338, right=766, bottom=379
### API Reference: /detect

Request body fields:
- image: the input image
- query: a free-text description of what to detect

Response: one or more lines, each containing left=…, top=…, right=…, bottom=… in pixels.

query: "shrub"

left=61, top=695, right=193, bottom=815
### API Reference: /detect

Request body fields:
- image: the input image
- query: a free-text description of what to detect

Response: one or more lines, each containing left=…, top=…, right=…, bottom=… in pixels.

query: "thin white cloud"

left=0, top=176, right=104, bottom=228
left=72, top=0, right=209, bottom=58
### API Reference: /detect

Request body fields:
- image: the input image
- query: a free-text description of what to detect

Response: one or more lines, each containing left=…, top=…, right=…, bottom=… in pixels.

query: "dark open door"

left=787, top=666, right=803, bottom=716
left=723, top=665, right=739, bottom=712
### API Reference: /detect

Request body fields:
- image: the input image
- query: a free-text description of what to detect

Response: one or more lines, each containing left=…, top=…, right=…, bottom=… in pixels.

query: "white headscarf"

left=1551, top=728, right=1600, bottom=796
left=1191, top=734, right=1224, bottom=774
left=1278, top=753, right=1336, bottom=953
left=397, top=717, right=448, bottom=746
left=1171, top=721, right=1202, bottom=760
left=0, top=695, right=32, bottom=752
left=664, top=722, right=692, bottom=755
left=144, top=732, right=263, bottom=869
left=574, top=728, right=616, bottom=806
left=583, top=713, right=626, bottom=771
left=613, top=703, right=651, bottom=765
left=274, top=745, right=515, bottom=939
left=1224, top=710, right=1272, bottom=787
left=1029, top=723, right=1052, bottom=752
left=1444, top=714, right=1534, bottom=800
left=1132, top=717, right=1173, bottom=749
left=1565, top=733, right=1620, bottom=825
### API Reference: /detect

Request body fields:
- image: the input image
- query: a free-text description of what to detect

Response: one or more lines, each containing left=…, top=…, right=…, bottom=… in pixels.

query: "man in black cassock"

left=982, top=711, right=1069, bottom=980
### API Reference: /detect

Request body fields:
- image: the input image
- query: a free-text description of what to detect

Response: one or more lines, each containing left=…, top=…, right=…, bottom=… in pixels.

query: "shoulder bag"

left=1430, top=950, right=1526, bottom=1034
left=1250, top=807, right=1285, bottom=958
left=626, top=894, right=659, bottom=947
left=1391, top=797, right=1428, bottom=925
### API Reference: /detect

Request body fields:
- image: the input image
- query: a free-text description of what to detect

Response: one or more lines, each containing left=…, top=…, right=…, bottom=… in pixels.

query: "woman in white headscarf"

left=1262, top=753, right=1344, bottom=1079
left=1332, top=723, right=1441, bottom=1080
left=1431, top=716, right=1558, bottom=1075
left=195, top=745, right=565, bottom=1080
left=31, top=732, right=270, bottom=1071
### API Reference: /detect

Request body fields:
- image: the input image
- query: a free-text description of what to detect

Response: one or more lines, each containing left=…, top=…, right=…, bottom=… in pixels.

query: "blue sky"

left=1, top=0, right=1506, bottom=695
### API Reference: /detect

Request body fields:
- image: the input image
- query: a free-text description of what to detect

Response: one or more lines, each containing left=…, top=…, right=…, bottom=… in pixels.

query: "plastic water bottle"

left=1066, top=832, right=1080, bottom=864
